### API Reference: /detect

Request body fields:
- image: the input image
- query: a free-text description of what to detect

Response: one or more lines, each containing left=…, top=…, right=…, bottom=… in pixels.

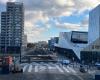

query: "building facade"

left=88, top=4, right=100, bottom=44
left=55, top=32, right=88, bottom=61
left=81, top=4, right=100, bottom=64
left=0, top=2, right=27, bottom=56
left=48, top=37, right=59, bottom=51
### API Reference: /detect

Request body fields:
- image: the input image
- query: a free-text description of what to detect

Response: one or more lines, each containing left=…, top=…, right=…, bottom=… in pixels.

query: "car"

left=62, top=60, right=70, bottom=65
left=95, top=62, right=100, bottom=70
left=79, top=65, right=86, bottom=73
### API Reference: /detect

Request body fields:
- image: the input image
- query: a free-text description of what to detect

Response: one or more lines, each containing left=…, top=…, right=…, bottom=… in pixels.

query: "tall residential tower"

left=0, top=2, right=27, bottom=56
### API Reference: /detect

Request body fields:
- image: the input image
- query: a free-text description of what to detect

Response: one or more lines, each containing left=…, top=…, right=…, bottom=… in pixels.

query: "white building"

left=55, top=31, right=88, bottom=60
left=88, top=4, right=100, bottom=44
left=81, top=4, right=100, bottom=64
left=55, top=4, right=100, bottom=63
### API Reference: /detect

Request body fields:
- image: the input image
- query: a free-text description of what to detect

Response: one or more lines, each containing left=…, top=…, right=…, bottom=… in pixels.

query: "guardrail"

left=21, top=59, right=58, bottom=63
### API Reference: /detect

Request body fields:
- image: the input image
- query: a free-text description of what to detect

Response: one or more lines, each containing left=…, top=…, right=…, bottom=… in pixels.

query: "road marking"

left=62, top=66, right=70, bottom=72
left=39, top=66, right=46, bottom=71
left=67, top=66, right=76, bottom=73
left=35, top=65, right=38, bottom=72
left=23, top=64, right=29, bottom=72
left=55, top=65, right=64, bottom=73
left=28, top=64, right=33, bottom=72
left=48, top=66, right=56, bottom=69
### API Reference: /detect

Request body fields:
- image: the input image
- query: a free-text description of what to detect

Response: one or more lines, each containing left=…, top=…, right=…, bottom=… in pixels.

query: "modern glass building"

left=81, top=4, right=100, bottom=64
left=88, top=4, right=100, bottom=44
left=55, top=31, right=88, bottom=62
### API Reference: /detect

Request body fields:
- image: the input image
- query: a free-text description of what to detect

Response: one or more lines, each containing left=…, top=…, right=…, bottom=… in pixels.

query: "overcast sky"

left=0, top=0, right=100, bottom=42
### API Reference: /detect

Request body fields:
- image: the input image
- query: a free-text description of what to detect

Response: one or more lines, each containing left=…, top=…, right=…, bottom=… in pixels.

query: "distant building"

left=0, top=2, right=27, bottom=56
left=48, top=37, right=59, bottom=51
left=36, top=41, right=47, bottom=48
left=22, top=34, right=27, bottom=52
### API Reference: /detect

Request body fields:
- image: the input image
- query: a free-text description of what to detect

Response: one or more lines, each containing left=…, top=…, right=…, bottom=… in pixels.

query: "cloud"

left=81, top=15, right=89, bottom=27
left=0, top=0, right=100, bottom=42
left=0, top=0, right=16, bottom=4
left=21, top=0, right=100, bottom=16
left=24, top=25, right=48, bottom=42
left=55, top=15, right=89, bottom=31
left=1, top=0, right=100, bottom=17
left=55, top=22, right=80, bottom=31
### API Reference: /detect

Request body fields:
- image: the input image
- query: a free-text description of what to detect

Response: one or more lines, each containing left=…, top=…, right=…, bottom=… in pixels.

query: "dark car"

left=95, top=63, right=100, bottom=70
left=79, top=65, right=86, bottom=73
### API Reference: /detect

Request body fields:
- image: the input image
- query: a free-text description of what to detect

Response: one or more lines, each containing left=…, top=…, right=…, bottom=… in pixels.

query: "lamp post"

left=20, top=46, right=22, bottom=63
left=19, top=42, right=22, bottom=63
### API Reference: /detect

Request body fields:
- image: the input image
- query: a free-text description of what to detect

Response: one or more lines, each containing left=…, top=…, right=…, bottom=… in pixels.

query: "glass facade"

left=81, top=51, right=100, bottom=64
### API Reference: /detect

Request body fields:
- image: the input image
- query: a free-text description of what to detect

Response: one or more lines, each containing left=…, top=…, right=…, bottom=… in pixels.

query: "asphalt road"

left=0, top=62, right=94, bottom=80
left=0, top=73, right=93, bottom=80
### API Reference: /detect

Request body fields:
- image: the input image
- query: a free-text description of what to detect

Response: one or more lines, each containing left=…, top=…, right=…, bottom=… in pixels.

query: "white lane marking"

left=46, top=64, right=56, bottom=72
left=63, top=66, right=70, bottom=72
left=67, top=66, right=76, bottom=73
left=23, top=64, right=29, bottom=72
left=35, top=65, right=38, bottom=72
left=48, top=66, right=56, bottom=70
left=39, top=66, right=46, bottom=71
left=55, top=65, right=64, bottom=73
left=28, top=64, right=33, bottom=72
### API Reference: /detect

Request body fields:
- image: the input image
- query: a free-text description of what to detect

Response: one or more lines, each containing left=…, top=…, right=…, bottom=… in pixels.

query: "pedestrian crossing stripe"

left=38, top=66, right=47, bottom=71
left=55, top=65, right=64, bottom=73
left=67, top=66, right=76, bottom=73
left=23, top=65, right=29, bottom=72
left=34, top=65, right=38, bottom=72
left=62, top=66, right=70, bottom=72
left=28, top=64, right=33, bottom=72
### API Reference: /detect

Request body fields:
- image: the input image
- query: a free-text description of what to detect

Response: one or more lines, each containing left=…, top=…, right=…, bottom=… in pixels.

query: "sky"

left=0, top=0, right=100, bottom=43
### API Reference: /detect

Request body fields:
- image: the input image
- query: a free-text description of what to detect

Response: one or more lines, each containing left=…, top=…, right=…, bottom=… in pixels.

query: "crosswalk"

left=21, top=63, right=77, bottom=74
left=34, top=65, right=38, bottom=72
left=55, top=65, right=63, bottom=73
left=23, top=64, right=29, bottom=72
left=28, top=64, right=33, bottom=72
left=62, top=66, right=70, bottom=72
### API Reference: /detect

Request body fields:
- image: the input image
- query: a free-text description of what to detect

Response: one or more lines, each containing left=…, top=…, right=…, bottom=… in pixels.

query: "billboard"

left=71, top=31, right=88, bottom=43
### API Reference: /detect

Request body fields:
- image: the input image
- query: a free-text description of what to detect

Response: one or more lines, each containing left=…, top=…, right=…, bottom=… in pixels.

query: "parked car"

left=95, top=62, right=100, bottom=70
left=79, top=65, right=86, bottom=73
left=59, top=60, right=70, bottom=65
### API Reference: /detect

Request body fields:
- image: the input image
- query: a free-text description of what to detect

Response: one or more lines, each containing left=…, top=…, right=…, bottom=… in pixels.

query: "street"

left=0, top=62, right=94, bottom=80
